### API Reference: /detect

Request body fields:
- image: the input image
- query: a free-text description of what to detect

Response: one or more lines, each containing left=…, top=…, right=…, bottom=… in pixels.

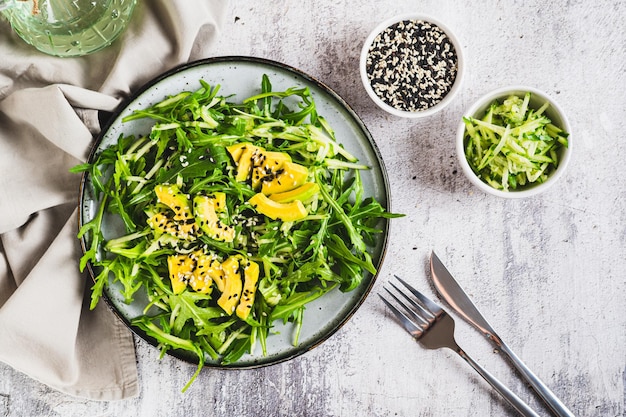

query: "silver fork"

left=380, top=276, right=540, bottom=417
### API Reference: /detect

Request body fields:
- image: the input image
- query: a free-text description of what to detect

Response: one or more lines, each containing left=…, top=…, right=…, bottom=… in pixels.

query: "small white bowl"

left=456, top=86, right=572, bottom=198
left=360, top=14, right=464, bottom=118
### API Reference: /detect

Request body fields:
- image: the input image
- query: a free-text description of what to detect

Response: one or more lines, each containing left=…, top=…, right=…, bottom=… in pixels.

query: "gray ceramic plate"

left=79, top=56, right=390, bottom=368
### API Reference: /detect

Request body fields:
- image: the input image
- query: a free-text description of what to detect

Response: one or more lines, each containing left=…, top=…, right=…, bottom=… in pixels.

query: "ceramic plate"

left=79, top=56, right=390, bottom=368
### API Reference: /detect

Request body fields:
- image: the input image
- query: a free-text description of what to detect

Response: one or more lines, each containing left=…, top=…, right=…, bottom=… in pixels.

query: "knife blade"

left=430, top=251, right=500, bottom=342
left=429, top=251, right=575, bottom=417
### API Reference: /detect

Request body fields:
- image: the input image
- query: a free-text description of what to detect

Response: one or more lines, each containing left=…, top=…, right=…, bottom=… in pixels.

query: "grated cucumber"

left=463, top=92, right=569, bottom=191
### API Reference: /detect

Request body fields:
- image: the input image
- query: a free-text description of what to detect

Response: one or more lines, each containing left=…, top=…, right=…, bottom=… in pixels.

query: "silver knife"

left=430, top=251, right=575, bottom=417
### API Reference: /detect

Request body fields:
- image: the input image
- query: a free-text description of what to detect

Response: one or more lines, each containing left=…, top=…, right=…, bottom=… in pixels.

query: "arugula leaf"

left=132, top=315, right=204, bottom=392
left=168, top=291, right=222, bottom=334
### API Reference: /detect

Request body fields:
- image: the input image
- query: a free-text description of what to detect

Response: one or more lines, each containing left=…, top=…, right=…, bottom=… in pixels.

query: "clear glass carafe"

left=0, top=0, right=136, bottom=57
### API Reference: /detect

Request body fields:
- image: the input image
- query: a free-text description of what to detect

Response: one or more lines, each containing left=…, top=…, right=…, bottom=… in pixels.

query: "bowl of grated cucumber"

left=457, top=86, right=572, bottom=198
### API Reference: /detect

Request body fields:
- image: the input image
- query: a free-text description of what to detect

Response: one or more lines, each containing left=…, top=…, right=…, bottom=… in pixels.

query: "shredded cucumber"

left=462, top=92, right=569, bottom=191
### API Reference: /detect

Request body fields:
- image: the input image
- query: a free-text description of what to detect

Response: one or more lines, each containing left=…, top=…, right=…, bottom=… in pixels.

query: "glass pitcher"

left=0, top=0, right=136, bottom=57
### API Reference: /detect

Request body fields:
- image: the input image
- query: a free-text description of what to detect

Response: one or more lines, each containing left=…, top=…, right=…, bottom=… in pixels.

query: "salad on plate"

left=73, top=74, right=399, bottom=390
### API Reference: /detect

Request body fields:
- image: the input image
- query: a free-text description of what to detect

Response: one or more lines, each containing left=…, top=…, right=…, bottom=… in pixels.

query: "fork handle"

left=456, top=348, right=541, bottom=417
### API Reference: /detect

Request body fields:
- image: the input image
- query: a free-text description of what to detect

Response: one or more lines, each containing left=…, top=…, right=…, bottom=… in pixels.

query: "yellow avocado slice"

left=261, top=161, right=309, bottom=195
left=188, top=252, right=217, bottom=294
left=211, top=192, right=227, bottom=212
left=217, top=256, right=243, bottom=315
left=153, top=184, right=197, bottom=240
left=154, top=184, right=193, bottom=222
left=147, top=211, right=195, bottom=241
left=226, top=142, right=250, bottom=163
left=269, top=182, right=320, bottom=203
left=233, top=145, right=260, bottom=182
left=235, top=260, right=260, bottom=320
left=249, top=192, right=307, bottom=222
left=167, top=254, right=194, bottom=295
left=251, top=151, right=292, bottom=189
left=229, top=143, right=296, bottom=191
left=168, top=252, right=225, bottom=295
left=193, top=194, right=235, bottom=242
left=209, top=259, right=226, bottom=292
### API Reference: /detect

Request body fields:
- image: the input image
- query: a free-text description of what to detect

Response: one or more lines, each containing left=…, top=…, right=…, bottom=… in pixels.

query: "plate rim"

left=78, top=55, right=392, bottom=369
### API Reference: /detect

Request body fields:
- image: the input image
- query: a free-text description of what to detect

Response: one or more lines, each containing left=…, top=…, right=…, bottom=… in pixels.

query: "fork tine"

left=383, top=287, right=430, bottom=328
left=388, top=281, right=435, bottom=323
left=378, top=294, right=423, bottom=337
left=394, top=275, right=444, bottom=316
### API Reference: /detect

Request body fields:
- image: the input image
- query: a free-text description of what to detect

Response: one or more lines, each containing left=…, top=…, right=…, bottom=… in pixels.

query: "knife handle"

left=457, top=348, right=541, bottom=417
left=499, top=340, right=575, bottom=417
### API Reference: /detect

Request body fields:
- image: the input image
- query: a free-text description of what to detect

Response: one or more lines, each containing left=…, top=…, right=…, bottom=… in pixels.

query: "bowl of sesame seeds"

left=360, top=14, right=464, bottom=118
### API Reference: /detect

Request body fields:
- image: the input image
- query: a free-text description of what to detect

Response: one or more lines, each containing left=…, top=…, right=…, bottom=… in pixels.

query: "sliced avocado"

left=262, top=150, right=292, bottom=164
left=229, top=143, right=298, bottom=192
left=235, top=260, right=260, bottom=320
left=167, top=254, right=193, bottom=294
left=217, top=256, right=243, bottom=314
left=154, top=184, right=194, bottom=223
left=210, top=259, right=226, bottom=292
left=261, top=161, right=309, bottom=195
left=147, top=211, right=174, bottom=234
left=249, top=192, right=307, bottom=222
left=188, top=252, right=214, bottom=294
left=234, top=145, right=259, bottom=182
left=193, top=194, right=235, bottom=242
left=211, top=192, right=227, bottom=212
left=147, top=211, right=195, bottom=241
left=168, top=252, right=223, bottom=295
left=269, top=182, right=320, bottom=203
left=227, top=142, right=255, bottom=164
left=251, top=150, right=292, bottom=189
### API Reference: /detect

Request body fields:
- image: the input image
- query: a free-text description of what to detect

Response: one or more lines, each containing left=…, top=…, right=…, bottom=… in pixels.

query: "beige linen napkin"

left=0, top=0, right=228, bottom=400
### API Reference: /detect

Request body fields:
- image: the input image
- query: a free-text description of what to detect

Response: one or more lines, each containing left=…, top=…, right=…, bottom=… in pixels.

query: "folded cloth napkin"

left=0, top=0, right=228, bottom=400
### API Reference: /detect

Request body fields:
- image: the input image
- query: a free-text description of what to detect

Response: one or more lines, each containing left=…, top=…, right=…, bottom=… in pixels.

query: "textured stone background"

left=1, top=0, right=625, bottom=416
